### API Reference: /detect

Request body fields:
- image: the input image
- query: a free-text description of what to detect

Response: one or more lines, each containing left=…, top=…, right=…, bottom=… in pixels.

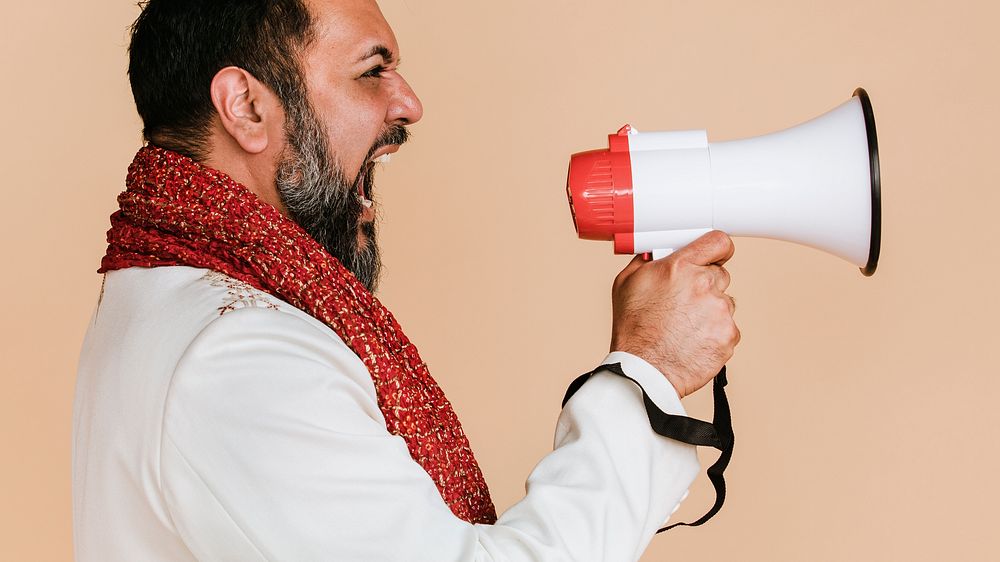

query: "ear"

left=209, top=66, right=279, bottom=155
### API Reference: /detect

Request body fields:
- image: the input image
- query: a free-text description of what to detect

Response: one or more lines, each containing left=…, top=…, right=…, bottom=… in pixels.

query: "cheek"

left=321, top=96, right=387, bottom=170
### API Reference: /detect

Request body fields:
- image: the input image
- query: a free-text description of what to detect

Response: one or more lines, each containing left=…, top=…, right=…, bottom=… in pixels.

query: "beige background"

left=2, top=0, right=998, bottom=560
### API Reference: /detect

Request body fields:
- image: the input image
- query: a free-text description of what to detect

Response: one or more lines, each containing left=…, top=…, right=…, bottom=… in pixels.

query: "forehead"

left=305, top=0, right=398, bottom=61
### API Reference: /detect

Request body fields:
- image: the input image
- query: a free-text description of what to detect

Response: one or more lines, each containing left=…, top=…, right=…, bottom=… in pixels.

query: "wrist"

left=608, top=345, right=690, bottom=399
left=595, top=351, right=692, bottom=416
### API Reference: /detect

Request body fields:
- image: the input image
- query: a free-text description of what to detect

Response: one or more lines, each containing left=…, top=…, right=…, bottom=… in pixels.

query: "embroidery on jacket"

left=201, top=270, right=280, bottom=315
left=94, top=275, right=107, bottom=325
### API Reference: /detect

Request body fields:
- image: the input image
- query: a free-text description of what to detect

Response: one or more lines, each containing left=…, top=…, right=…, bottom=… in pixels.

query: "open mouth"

left=357, top=152, right=391, bottom=209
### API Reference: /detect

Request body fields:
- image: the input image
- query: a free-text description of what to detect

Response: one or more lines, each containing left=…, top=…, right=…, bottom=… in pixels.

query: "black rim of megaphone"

left=854, top=87, right=881, bottom=277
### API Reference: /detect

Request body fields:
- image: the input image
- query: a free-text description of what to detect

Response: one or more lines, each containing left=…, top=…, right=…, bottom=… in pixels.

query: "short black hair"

left=128, top=0, right=315, bottom=160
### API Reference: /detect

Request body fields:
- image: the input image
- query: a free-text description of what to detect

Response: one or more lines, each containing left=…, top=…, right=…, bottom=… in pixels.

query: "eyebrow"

left=357, top=45, right=396, bottom=64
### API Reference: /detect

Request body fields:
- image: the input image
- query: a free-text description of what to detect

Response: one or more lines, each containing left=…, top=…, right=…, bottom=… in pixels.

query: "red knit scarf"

left=100, top=146, right=497, bottom=524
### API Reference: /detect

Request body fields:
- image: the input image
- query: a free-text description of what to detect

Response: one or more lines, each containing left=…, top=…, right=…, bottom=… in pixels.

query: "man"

left=73, top=0, right=739, bottom=560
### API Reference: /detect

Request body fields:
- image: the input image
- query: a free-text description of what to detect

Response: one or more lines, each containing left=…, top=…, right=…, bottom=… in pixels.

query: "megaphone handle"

left=562, top=364, right=735, bottom=532
left=642, top=249, right=676, bottom=262
left=651, top=248, right=676, bottom=260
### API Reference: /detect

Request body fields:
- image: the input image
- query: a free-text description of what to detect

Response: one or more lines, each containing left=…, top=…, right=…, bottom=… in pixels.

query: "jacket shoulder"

left=196, top=270, right=284, bottom=316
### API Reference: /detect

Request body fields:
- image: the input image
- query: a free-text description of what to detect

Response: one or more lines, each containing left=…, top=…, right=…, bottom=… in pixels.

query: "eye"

left=360, top=65, right=387, bottom=79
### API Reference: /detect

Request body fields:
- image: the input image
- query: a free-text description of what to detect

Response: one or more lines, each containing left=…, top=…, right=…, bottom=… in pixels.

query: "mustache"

left=364, top=125, right=410, bottom=162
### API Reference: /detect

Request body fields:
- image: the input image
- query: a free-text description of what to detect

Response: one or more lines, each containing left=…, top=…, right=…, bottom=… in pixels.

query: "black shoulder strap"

left=562, top=362, right=734, bottom=532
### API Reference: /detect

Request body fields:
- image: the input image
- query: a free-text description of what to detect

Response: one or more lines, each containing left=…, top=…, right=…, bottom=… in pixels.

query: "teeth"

left=375, top=153, right=391, bottom=164
left=361, top=197, right=373, bottom=208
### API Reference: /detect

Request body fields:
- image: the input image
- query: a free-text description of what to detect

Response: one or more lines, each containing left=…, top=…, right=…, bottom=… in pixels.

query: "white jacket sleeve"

left=161, top=307, right=700, bottom=562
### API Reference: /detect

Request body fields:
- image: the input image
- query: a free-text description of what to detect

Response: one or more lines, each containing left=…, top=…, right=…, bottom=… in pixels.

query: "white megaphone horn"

left=566, top=88, right=882, bottom=276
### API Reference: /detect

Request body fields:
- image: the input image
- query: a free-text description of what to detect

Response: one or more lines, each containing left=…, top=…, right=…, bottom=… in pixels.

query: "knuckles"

left=707, top=316, right=740, bottom=352
left=695, top=270, right=716, bottom=293
left=718, top=267, right=731, bottom=289
left=666, top=256, right=686, bottom=278
left=713, top=295, right=732, bottom=315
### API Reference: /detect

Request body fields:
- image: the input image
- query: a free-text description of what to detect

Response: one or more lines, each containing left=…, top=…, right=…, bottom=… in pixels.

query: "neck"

left=200, top=133, right=290, bottom=216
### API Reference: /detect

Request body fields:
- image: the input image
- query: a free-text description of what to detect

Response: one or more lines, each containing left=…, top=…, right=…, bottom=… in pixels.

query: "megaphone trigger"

left=639, top=249, right=675, bottom=263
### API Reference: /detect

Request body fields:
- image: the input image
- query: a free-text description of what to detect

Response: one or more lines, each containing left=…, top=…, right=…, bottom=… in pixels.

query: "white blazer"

left=73, top=266, right=699, bottom=561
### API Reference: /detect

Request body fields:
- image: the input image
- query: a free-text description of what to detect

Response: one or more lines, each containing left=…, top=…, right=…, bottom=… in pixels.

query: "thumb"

left=674, top=230, right=735, bottom=266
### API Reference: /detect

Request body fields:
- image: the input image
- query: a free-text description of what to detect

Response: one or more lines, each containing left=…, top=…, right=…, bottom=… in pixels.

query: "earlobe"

left=210, top=66, right=271, bottom=154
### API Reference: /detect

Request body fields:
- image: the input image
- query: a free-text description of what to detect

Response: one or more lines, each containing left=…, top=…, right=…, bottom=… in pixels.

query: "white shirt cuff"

left=599, top=351, right=688, bottom=418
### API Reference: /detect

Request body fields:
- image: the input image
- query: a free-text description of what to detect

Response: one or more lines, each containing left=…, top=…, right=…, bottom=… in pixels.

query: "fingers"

left=613, top=253, right=648, bottom=289
left=674, top=230, right=735, bottom=266
left=724, top=293, right=736, bottom=315
left=707, top=265, right=731, bottom=293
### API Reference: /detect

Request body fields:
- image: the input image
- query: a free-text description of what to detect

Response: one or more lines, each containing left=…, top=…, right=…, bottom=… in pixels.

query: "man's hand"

left=611, top=231, right=739, bottom=399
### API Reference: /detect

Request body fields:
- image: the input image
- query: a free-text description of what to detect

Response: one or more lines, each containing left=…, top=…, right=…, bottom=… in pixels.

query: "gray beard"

left=275, top=96, right=382, bottom=292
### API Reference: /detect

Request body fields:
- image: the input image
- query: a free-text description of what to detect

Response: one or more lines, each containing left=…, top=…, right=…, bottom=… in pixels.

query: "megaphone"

left=566, top=88, right=881, bottom=275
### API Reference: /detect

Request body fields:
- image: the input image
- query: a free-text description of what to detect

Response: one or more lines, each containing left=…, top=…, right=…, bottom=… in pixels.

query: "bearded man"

left=72, top=0, right=740, bottom=560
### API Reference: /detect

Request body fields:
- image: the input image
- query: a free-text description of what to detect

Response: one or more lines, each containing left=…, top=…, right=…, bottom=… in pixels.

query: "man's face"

left=275, top=0, right=422, bottom=292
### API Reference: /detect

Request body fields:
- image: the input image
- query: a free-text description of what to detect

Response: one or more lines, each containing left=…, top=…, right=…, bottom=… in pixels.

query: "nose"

left=387, top=74, right=423, bottom=125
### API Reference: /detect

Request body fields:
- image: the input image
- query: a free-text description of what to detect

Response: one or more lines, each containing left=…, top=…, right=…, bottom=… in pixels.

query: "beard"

left=274, top=91, right=408, bottom=293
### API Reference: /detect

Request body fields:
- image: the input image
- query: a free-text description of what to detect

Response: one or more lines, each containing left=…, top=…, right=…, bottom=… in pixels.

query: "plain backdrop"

left=2, top=1, right=998, bottom=560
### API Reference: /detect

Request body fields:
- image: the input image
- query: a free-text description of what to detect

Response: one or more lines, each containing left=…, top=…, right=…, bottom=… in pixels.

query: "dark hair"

left=128, top=0, right=314, bottom=160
